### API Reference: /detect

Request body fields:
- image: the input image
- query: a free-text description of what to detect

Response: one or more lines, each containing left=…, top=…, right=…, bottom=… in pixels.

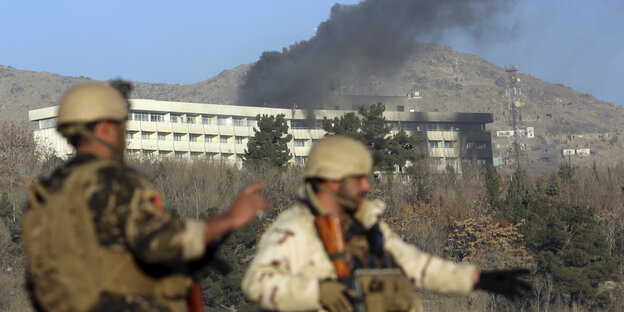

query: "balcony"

left=429, top=147, right=457, bottom=158
left=126, top=140, right=141, bottom=150
left=203, top=124, right=220, bottom=134
left=157, top=141, right=173, bottom=151
left=140, top=140, right=158, bottom=150
left=188, top=124, right=204, bottom=134
left=219, top=126, right=235, bottom=136
left=205, top=143, right=220, bottom=153
left=234, top=126, right=251, bottom=136
left=293, top=146, right=311, bottom=156
left=155, top=123, right=173, bottom=133
left=171, top=123, right=189, bottom=133
left=189, top=142, right=204, bottom=152
left=235, top=143, right=248, bottom=154
left=426, top=131, right=458, bottom=141
left=220, top=143, right=236, bottom=154
left=173, top=141, right=189, bottom=151
left=139, top=122, right=157, bottom=132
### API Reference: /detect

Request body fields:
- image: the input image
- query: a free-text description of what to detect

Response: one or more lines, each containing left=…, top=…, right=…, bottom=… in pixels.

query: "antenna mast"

left=505, top=65, right=526, bottom=166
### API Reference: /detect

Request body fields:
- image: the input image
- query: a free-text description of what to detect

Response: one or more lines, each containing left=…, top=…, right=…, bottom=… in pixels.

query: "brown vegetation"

left=2, top=120, right=624, bottom=310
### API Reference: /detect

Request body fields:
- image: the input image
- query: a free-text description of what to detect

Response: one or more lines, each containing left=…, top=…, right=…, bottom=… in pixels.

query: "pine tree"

left=384, top=128, right=422, bottom=173
left=243, top=114, right=292, bottom=167
left=505, top=165, right=618, bottom=307
left=484, top=164, right=502, bottom=211
left=322, top=103, right=422, bottom=172
left=502, top=166, right=535, bottom=223
left=558, top=162, right=575, bottom=185
left=530, top=203, right=617, bottom=306
left=321, top=112, right=361, bottom=139
left=359, top=103, right=392, bottom=166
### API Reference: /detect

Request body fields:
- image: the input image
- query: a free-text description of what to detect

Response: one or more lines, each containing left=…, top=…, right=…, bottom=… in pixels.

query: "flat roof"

left=29, top=99, right=493, bottom=124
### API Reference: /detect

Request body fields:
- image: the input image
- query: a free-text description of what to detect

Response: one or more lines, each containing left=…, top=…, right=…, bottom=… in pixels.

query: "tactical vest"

left=314, top=211, right=417, bottom=312
left=24, top=160, right=192, bottom=312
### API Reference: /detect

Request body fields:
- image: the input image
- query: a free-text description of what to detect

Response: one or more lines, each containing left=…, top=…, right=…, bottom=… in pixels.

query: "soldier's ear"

left=93, top=120, right=120, bottom=141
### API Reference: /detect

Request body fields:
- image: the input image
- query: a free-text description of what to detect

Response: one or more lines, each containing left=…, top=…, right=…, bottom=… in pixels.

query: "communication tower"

left=505, top=65, right=526, bottom=165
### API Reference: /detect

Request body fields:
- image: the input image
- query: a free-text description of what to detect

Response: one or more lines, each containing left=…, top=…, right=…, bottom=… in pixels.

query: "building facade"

left=29, top=99, right=493, bottom=171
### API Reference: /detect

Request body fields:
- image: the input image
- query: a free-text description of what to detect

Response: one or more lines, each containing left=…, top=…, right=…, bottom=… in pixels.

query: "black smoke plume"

left=237, top=0, right=513, bottom=110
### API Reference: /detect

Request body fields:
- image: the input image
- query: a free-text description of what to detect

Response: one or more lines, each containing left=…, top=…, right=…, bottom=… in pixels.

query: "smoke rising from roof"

left=237, top=0, right=514, bottom=110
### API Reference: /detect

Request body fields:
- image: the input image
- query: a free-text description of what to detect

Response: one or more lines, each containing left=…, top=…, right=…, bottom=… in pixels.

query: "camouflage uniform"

left=242, top=193, right=477, bottom=312
left=30, top=154, right=207, bottom=312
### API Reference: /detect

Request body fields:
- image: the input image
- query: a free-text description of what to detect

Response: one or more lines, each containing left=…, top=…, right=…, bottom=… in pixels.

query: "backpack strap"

left=28, top=182, right=50, bottom=206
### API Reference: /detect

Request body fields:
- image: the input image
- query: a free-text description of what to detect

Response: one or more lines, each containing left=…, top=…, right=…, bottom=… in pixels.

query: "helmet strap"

left=73, top=125, right=125, bottom=162
left=303, top=182, right=330, bottom=215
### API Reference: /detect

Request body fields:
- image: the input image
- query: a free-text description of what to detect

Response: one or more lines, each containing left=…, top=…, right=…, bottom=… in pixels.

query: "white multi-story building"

left=29, top=99, right=494, bottom=170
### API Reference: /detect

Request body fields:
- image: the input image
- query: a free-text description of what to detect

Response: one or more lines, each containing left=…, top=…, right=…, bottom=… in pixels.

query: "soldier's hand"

left=227, top=182, right=269, bottom=230
left=319, top=280, right=356, bottom=312
left=475, top=269, right=532, bottom=301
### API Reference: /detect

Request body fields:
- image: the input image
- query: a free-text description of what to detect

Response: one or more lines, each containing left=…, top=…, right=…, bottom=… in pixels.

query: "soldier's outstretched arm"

left=122, top=171, right=267, bottom=264
left=203, top=182, right=269, bottom=244
left=379, top=222, right=478, bottom=295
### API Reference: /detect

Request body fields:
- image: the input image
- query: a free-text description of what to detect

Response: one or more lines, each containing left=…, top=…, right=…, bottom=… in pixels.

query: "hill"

left=1, top=42, right=622, bottom=173
left=0, top=63, right=250, bottom=122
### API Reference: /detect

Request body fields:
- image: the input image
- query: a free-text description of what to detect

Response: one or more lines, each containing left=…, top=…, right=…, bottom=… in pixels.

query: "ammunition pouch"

left=343, top=268, right=415, bottom=312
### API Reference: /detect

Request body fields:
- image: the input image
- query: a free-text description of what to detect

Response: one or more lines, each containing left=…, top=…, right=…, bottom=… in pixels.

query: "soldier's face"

left=322, top=175, right=371, bottom=209
left=343, top=175, right=371, bottom=204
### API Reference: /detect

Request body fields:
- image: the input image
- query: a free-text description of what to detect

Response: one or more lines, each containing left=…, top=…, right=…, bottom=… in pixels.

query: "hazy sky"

left=1, top=0, right=622, bottom=106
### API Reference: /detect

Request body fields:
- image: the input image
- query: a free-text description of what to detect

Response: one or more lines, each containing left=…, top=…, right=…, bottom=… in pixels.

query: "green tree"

left=243, top=114, right=292, bottom=167
left=323, top=103, right=421, bottom=172
left=558, top=162, right=575, bottom=185
left=503, top=165, right=618, bottom=307
left=483, top=164, right=502, bottom=211
left=321, top=112, right=361, bottom=139
left=545, top=172, right=561, bottom=197
left=358, top=103, right=392, bottom=164
left=529, top=203, right=617, bottom=306
left=502, top=166, right=536, bottom=223
left=385, top=128, right=422, bottom=173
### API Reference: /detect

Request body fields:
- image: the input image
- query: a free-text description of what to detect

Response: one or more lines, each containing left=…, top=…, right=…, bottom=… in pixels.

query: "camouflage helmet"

left=305, top=135, right=373, bottom=180
left=57, top=83, right=128, bottom=127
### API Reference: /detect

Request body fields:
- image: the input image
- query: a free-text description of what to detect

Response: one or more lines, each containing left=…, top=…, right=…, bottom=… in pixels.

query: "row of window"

left=434, top=158, right=489, bottom=166
left=388, top=123, right=460, bottom=132
left=126, top=149, right=311, bottom=165
left=127, top=131, right=251, bottom=144
left=37, top=115, right=471, bottom=135
left=428, top=140, right=454, bottom=148
left=127, top=131, right=321, bottom=147
left=127, top=149, right=247, bottom=162
left=428, top=141, right=490, bottom=150
left=39, top=117, right=57, bottom=129
left=294, top=139, right=320, bottom=147
left=128, top=111, right=256, bottom=127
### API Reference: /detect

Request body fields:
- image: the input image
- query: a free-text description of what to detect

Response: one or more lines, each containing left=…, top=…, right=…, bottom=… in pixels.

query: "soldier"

left=242, top=135, right=529, bottom=312
left=24, top=82, right=269, bottom=312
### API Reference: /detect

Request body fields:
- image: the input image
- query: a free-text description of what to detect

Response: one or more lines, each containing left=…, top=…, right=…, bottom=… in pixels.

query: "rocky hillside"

left=1, top=42, right=622, bottom=171
left=0, top=63, right=250, bottom=122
